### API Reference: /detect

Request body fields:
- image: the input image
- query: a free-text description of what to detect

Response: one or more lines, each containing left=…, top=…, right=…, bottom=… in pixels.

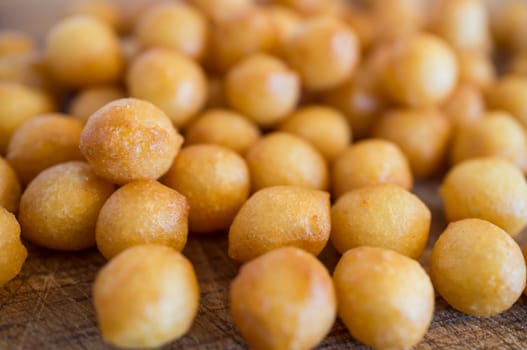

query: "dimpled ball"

left=79, top=98, right=183, bottom=185
left=333, top=246, right=434, bottom=350
left=231, top=247, right=336, bottom=350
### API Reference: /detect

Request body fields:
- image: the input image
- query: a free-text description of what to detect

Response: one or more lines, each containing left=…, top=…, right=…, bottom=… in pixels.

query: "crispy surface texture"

left=93, top=244, right=199, bottom=348
left=231, top=247, right=336, bottom=350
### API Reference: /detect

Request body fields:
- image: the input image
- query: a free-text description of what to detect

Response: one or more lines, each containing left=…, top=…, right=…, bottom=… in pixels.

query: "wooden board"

left=1, top=181, right=527, bottom=349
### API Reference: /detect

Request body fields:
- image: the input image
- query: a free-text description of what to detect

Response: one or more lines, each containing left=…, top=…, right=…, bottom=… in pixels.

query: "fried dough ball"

left=6, top=113, right=84, bottom=186
left=0, top=82, right=55, bottom=154
left=331, top=184, right=430, bottom=258
left=333, top=246, right=434, bottom=350
left=457, top=51, right=495, bottom=90
left=96, top=180, right=189, bottom=260
left=93, top=244, right=199, bottom=348
left=44, top=15, right=123, bottom=87
left=228, top=186, right=330, bottom=262
left=225, top=53, right=300, bottom=128
left=279, top=105, right=351, bottom=161
left=275, top=0, right=335, bottom=16
left=0, top=30, right=34, bottom=56
left=440, top=157, right=527, bottom=236
left=207, top=8, right=276, bottom=73
left=69, top=85, right=125, bottom=124
left=267, top=5, right=301, bottom=56
left=190, top=0, right=253, bottom=21
left=450, top=111, right=527, bottom=172
left=321, top=68, right=385, bottom=139
left=246, top=132, right=328, bottom=191
left=231, top=247, right=336, bottom=350
left=135, top=2, right=208, bottom=60
left=0, top=207, right=27, bottom=286
left=431, top=0, right=490, bottom=53
left=19, top=161, right=114, bottom=251
left=127, top=48, right=207, bottom=128
left=185, top=109, right=261, bottom=154
left=382, top=33, right=458, bottom=107
left=285, top=17, right=360, bottom=92
left=0, top=157, right=21, bottom=213
left=441, top=83, right=485, bottom=127
left=430, top=219, right=526, bottom=317
left=343, top=9, right=378, bottom=52
left=332, top=139, right=413, bottom=199
left=80, top=98, right=183, bottom=185
left=373, top=108, right=451, bottom=178
left=369, top=0, right=426, bottom=40
left=162, top=144, right=249, bottom=234
left=66, top=0, right=123, bottom=33
left=487, top=75, right=527, bottom=128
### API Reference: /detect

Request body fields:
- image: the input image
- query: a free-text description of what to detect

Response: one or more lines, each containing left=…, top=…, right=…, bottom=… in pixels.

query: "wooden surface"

left=1, top=181, right=527, bottom=349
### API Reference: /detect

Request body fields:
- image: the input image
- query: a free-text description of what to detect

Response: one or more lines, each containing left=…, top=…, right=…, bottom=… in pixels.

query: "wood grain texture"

left=1, top=181, right=527, bottom=349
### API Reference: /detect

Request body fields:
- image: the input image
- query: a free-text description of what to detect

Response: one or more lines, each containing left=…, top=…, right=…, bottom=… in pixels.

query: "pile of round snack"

left=2, top=0, right=527, bottom=348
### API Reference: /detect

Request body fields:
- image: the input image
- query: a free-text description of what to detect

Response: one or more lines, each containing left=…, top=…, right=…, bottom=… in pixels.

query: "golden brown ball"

left=127, top=48, right=207, bottom=128
left=431, top=0, right=490, bottom=53
left=450, top=111, right=527, bottom=172
left=80, top=98, right=183, bottom=185
left=228, top=185, right=330, bottom=262
left=19, top=161, right=114, bottom=251
left=275, top=0, right=335, bottom=16
left=44, top=15, right=123, bottom=87
left=331, top=184, right=430, bottom=259
left=441, top=83, right=485, bottom=127
left=231, top=247, right=336, bottom=350
left=431, top=218, right=526, bottom=317
left=285, top=17, right=360, bottom=92
left=0, top=206, right=27, bottom=286
left=0, top=82, right=55, bottom=154
left=266, top=5, right=301, bottom=56
left=0, top=156, right=21, bottom=213
left=332, top=139, right=413, bottom=199
left=440, top=157, right=527, bottom=236
left=279, top=105, right=351, bottom=161
left=382, top=33, right=458, bottom=107
left=6, top=113, right=84, bottom=186
left=334, top=246, right=434, bottom=350
left=96, top=180, right=188, bottom=260
left=225, top=53, right=300, bottom=128
left=321, top=67, right=385, bottom=139
left=373, top=108, right=451, bottom=178
left=190, top=0, right=253, bottom=21
left=135, top=2, right=208, bottom=60
left=69, top=85, right=125, bottom=124
left=207, top=8, right=276, bottom=73
left=246, top=132, right=328, bottom=192
left=93, top=244, right=199, bottom=348
left=487, top=75, right=527, bottom=128
left=162, top=144, right=250, bottom=234
left=184, top=109, right=261, bottom=154
left=457, top=51, right=495, bottom=91
left=65, top=0, right=123, bottom=33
